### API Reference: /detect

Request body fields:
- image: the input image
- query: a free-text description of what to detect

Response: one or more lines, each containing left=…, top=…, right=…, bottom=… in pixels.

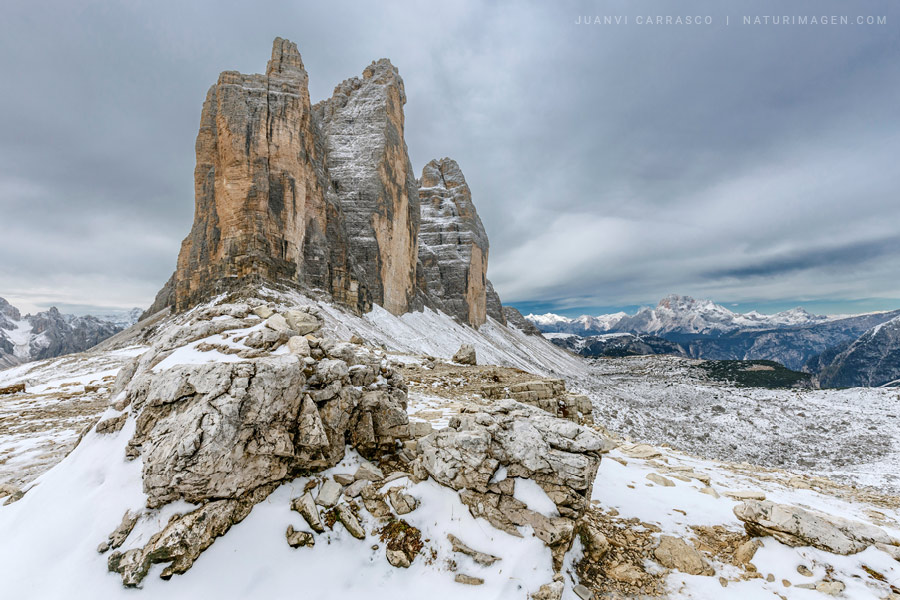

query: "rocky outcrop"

left=170, top=38, right=367, bottom=314
left=106, top=300, right=413, bottom=585
left=315, top=59, right=420, bottom=316
left=415, top=399, right=611, bottom=568
left=503, top=306, right=541, bottom=335
left=416, top=158, right=489, bottom=326
left=734, top=500, right=900, bottom=556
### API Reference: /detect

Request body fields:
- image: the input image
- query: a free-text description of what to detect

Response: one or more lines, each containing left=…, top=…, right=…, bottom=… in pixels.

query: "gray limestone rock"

left=734, top=500, right=900, bottom=555
left=416, top=158, right=491, bottom=327
left=452, top=344, right=477, bottom=365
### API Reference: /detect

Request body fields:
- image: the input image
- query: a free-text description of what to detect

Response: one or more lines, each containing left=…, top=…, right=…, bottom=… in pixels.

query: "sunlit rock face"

left=166, top=38, right=368, bottom=314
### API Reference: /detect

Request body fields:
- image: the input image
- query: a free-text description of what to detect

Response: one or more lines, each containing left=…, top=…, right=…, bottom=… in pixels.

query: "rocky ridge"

left=807, top=315, right=900, bottom=388
left=88, top=296, right=610, bottom=589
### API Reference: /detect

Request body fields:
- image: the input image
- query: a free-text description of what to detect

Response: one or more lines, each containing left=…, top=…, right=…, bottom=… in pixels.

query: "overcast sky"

left=1, top=0, right=898, bottom=317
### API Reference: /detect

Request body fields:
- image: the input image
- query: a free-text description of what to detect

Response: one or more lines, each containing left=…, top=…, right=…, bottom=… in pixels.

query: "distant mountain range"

left=527, top=295, right=900, bottom=386
left=0, top=297, right=142, bottom=369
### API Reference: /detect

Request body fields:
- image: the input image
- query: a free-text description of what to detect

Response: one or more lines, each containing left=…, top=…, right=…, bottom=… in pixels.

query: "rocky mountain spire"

left=168, top=37, right=367, bottom=313
left=315, top=59, right=420, bottom=316
left=149, top=38, right=505, bottom=327
left=416, top=158, right=490, bottom=327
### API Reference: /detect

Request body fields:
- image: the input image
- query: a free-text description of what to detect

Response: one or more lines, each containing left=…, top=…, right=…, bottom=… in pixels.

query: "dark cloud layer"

left=1, top=0, right=898, bottom=315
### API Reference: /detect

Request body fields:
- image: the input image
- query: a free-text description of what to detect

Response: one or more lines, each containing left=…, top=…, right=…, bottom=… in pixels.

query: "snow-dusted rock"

left=734, top=500, right=900, bottom=555
left=452, top=343, right=477, bottom=365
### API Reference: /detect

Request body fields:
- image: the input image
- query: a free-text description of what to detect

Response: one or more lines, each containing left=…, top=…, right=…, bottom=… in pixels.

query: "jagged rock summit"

left=148, top=37, right=502, bottom=329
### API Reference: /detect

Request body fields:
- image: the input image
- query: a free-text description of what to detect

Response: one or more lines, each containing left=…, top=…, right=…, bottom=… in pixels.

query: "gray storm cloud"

left=1, top=0, right=897, bottom=314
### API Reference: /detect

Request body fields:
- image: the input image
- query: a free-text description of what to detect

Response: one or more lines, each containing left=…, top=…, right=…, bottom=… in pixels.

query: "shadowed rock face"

left=170, top=38, right=368, bottom=313
left=417, top=158, right=490, bottom=327
left=315, top=59, right=420, bottom=316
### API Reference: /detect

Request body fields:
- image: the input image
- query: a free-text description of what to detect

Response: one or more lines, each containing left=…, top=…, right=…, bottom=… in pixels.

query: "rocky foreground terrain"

left=0, top=291, right=898, bottom=599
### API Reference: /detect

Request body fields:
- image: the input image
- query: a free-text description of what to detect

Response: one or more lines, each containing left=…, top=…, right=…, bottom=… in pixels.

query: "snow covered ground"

left=0, top=291, right=898, bottom=599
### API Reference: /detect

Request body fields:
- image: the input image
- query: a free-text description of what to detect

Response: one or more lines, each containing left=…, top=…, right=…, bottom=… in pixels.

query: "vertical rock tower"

left=315, top=60, right=420, bottom=315
left=170, top=38, right=366, bottom=312
left=417, top=158, right=490, bottom=327
left=150, top=37, right=504, bottom=327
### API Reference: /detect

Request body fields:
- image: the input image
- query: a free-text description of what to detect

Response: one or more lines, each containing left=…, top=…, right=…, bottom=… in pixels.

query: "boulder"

left=653, top=535, right=714, bottom=576
left=733, top=500, right=900, bottom=555
left=335, top=504, right=366, bottom=539
left=452, top=344, right=477, bottom=365
left=291, top=493, right=324, bottom=533
left=287, top=336, right=311, bottom=357
left=285, top=310, right=321, bottom=335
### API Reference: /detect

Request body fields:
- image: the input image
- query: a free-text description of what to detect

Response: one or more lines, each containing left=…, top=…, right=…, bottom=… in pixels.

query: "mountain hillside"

left=3, top=37, right=900, bottom=600
left=0, top=297, right=139, bottom=369
left=808, top=315, right=900, bottom=388
left=527, top=296, right=900, bottom=371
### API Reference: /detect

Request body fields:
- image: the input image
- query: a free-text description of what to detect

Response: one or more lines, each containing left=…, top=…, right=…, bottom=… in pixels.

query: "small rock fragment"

left=797, top=564, right=813, bottom=577
left=316, top=479, right=343, bottom=507
left=355, top=461, right=385, bottom=482
left=252, top=306, right=274, bottom=319
left=291, top=493, right=324, bottom=533
left=454, top=573, right=484, bottom=585
left=284, top=310, right=320, bottom=335
left=343, top=479, right=368, bottom=498
left=572, top=583, right=593, bottom=599
left=646, top=473, right=675, bottom=487
left=725, top=490, right=766, bottom=501
left=700, top=486, right=720, bottom=498
left=387, top=488, right=419, bottom=515
left=333, top=473, right=355, bottom=486
left=531, top=581, right=564, bottom=600
left=448, top=534, right=502, bottom=566
left=386, top=547, right=410, bottom=568
left=285, top=525, right=315, bottom=548
left=287, top=335, right=310, bottom=357
left=816, top=581, right=845, bottom=595
left=733, top=538, right=762, bottom=567
left=653, top=535, right=714, bottom=576
left=335, top=504, right=366, bottom=539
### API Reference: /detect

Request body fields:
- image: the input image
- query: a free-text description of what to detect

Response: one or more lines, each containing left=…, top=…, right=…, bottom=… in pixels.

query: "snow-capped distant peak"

left=525, top=295, right=833, bottom=337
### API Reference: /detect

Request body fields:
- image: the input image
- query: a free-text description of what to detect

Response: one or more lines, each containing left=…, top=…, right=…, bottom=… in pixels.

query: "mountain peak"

left=266, top=37, right=305, bottom=77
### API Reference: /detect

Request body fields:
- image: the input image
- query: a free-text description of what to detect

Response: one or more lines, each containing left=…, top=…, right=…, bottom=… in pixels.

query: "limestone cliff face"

left=155, top=38, right=506, bottom=327
left=314, top=60, right=420, bottom=316
left=172, top=38, right=366, bottom=312
left=416, top=158, right=491, bottom=327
